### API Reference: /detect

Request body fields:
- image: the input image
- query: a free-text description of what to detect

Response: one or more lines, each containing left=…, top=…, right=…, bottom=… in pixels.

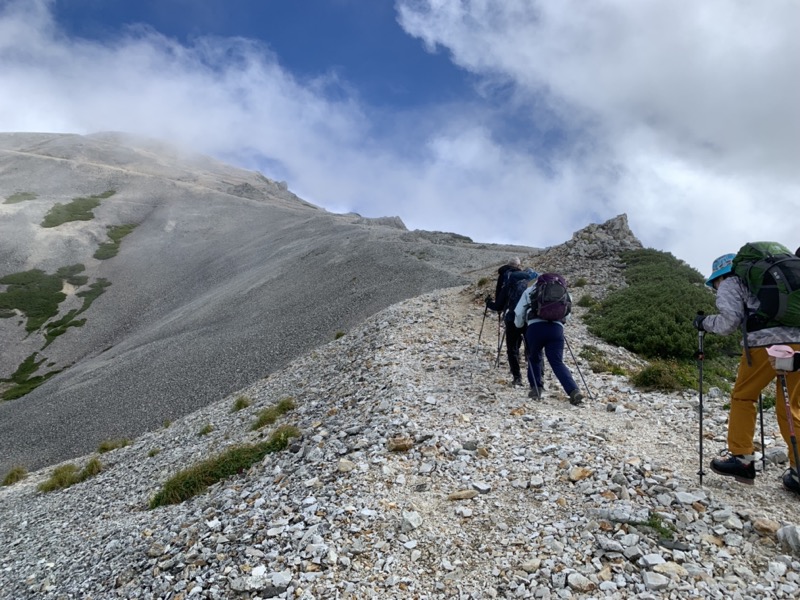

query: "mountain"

left=0, top=132, right=538, bottom=475
left=1, top=221, right=798, bottom=599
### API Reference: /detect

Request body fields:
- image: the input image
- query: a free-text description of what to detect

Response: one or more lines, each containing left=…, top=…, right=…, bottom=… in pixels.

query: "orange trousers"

left=728, top=344, right=800, bottom=468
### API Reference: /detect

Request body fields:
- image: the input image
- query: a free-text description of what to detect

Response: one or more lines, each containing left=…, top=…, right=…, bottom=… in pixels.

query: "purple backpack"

left=529, top=273, right=571, bottom=322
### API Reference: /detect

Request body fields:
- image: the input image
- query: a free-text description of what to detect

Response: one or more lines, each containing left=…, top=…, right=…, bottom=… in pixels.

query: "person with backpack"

left=694, top=247, right=800, bottom=497
left=485, top=258, right=538, bottom=386
left=514, top=272, right=584, bottom=405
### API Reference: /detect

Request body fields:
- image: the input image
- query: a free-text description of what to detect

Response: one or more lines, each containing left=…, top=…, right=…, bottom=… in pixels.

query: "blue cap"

left=706, top=253, right=735, bottom=287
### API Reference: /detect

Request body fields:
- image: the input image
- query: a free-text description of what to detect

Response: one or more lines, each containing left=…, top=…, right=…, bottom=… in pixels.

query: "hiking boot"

left=569, top=389, right=584, bottom=406
left=783, top=468, right=800, bottom=496
left=512, top=377, right=523, bottom=387
left=528, top=387, right=542, bottom=399
left=710, top=451, right=755, bottom=485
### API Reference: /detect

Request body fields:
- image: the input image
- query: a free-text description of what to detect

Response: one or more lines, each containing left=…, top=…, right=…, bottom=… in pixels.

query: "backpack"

left=732, top=241, right=800, bottom=330
left=503, top=271, right=534, bottom=321
left=528, top=273, right=571, bottom=322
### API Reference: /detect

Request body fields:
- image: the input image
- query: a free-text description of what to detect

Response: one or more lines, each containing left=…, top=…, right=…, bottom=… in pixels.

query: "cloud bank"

left=1, top=0, right=798, bottom=273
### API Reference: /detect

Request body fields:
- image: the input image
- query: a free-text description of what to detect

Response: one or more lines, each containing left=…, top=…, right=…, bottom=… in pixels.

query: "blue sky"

left=2, top=0, right=799, bottom=274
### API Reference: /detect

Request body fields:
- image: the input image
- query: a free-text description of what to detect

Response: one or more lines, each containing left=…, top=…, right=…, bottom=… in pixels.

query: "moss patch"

left=41, top=190, right=115, bottom=228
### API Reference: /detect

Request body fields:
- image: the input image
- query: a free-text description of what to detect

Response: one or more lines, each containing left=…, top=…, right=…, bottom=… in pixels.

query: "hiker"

left=514, top=273, right=584, bottom=405
left=694, top=253, right=800, bottom=496
left=485, top=257, right=538, bottom=386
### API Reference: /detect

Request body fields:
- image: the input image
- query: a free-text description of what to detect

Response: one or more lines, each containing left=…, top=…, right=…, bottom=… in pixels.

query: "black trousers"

left=505, top=321, right=526, bottom=379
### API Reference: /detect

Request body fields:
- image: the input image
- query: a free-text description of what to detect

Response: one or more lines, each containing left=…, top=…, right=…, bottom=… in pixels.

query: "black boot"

left=710, top=452, right=755, bottom=485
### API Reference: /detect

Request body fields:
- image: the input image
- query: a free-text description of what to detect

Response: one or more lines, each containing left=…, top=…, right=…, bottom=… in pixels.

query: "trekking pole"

left=563, top=336, right=593, bottom=402
left=696, top=311, right=706, bottom=485
left=475, top=306, right=488, bottom=354
left=758, top=394, right=766, bottom=473
left=777, top=371, right=800, bottom=477
left=495, top=327, right=506, bottom=368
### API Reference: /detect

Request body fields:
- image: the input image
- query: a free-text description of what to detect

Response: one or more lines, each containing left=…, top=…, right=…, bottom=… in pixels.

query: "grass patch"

left=252, top=397, right=296, bottom=431
left=477, top=277, right=490, bottom=287
left=573, top=277, right=588, bottom=287
left=97, top=438, right=131, bottom=453
left=334, top=331, right=345, bottom=340
left=2, top=466, right=28, bottom=486
left=4, top=192, right=37, bottom=204
left=232, top=396, right=251, bottom=412
left=148, top=448, right=161, bottom=458
left=149, top=425, right=300, bottom=508
left=579, top=345, right=626, bottom=376
left=198, top=424, right=214, bottom=436
left=41, top=190, right=115, bottom=228
left=37, top=457, right=103, bottom=493
left=94, top=224, right=138, bottom=260
left=636, top=511, right=675, bottom=540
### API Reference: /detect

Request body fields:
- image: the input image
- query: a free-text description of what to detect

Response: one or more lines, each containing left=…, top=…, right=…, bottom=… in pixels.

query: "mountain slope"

left=0, top=253, right=798, bottom=599
left=0, top=132, right=532, bottom=474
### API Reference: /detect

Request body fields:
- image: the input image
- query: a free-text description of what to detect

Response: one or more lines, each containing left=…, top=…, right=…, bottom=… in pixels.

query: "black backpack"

left=732, top=241, right=800, bottom=330
left=527, top=273, right=571, bottom=322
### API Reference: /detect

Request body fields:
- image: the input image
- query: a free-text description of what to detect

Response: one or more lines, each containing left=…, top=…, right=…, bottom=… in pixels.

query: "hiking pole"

left=564, top=336, right=593, bottom=402
left=476, top=306, right=488, bottom=354
left=495, top=327, right=506, bottom=368
left=759, top=394, right=766, bottom=473
left=696, top=311, right=706, bottom=485
left=777, top=371, right=800, bottom=478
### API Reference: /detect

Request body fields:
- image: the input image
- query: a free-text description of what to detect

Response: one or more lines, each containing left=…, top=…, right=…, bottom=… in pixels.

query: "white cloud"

left=1, top=0, right=798, bottom=276
left=397, top=0, right=800, bottom=271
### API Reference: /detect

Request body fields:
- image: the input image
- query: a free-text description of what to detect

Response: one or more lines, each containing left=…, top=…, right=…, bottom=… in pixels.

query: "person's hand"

left=485, top=295, right=492, bottom=308
left=693, top=315, right=706, bottom=331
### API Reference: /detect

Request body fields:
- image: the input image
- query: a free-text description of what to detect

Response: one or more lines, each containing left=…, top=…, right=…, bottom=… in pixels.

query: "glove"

left=693, top=315, right=706, bottom=332
left=485, top=295, right=493, bottom=308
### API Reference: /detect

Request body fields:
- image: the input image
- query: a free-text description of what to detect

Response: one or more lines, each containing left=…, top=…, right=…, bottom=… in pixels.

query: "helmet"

left=705, top=253, right=735, bottom=287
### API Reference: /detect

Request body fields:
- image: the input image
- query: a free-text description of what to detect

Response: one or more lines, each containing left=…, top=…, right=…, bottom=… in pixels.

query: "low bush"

left=149, top=425, right=300, bottom=508
left=198, top=424, right=214, bottom=436
left=41, top=190, right=115, bottom=228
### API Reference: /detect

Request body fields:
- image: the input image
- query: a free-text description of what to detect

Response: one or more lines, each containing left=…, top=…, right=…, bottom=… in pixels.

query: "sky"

left=1, top=0, right=798, bottom=275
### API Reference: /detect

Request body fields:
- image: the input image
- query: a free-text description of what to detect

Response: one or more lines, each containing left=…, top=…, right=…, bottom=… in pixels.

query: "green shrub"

left=585, top=249, right=740, bottom=361
left=41, top=191, right=115, bottom=227
left=1, top=353, right=61, bottom=401
left=149, top=425, right=300, bottom=508
left=2, top=466, right=28, bottom=486
left=38, top=457, right=103, bottom=492
left=97, top=438, right=130, bottom=453
left=630, top=361, right=687, bottom=391
left=573, top=277, right=588, bottom=287
left=579, top=345, right=626, bottom=376
left=148, top=448, right=161, bottom=458
left=576, top=294, right=597, bottom=308
left=477, top=277, right=489, bottom=287
left=4, top=192, right=37, bottom=204
left=94, top=224, right=138, bottom=260
left=198, top=424, right=214, bottom=436
left=232, top=396, right=252, bottom=412
left=252, top=397, right=296, bottom=431
left=334, top=331, right=345, bottom=340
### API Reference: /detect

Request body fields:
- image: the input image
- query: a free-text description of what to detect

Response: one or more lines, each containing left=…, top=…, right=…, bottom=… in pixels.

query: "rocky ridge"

left=1, top=217, right=800, bottom=599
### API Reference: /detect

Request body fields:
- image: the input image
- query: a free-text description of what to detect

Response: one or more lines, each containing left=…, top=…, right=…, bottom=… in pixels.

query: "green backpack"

left=732, top=241, right=800, bottom=330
